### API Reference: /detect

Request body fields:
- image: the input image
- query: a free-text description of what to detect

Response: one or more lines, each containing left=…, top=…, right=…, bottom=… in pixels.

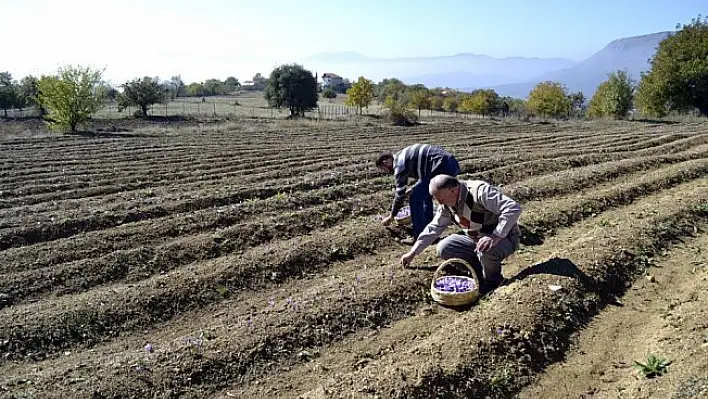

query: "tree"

left=430, top=95, right=444, bottom=111
left=17, top=75, right=43, bottom=113
left=321, top=88, right=337, bottom=99
left=203, top=79, right=229, bottom=96
left=443, top=95, right=459, bottom=113
left=459, top=89, right=499, bottom=117
left=408, top=88, right=431, bottom=117
left=224, top=76, right=240, bottom=88
left=264, top=64, right=318, bottom=117
left=527, top=81, right=572, bottom=118
left=375, top=78, right=408, bottom=104
left=36, top=65, right=104, bottom=132
left=94, top=81, right=118, bottom=104
left=635, top=15, right=708, bottom=116
left=383, top=95, right=417, bottom=126
left=568, top=91, right=585, bottom=116
left=117, top=77, right=168, bottom=117
left=345, top=76, right=374, bottom=114
left=588, top=82, right=611, bottom=118
left=635, top=71, right=669, bottom=117
left=252, top=73, right=266, bottom=84
left=168, top=75, right=186, bottom=99
left=186, top=82, right=204, bottom=97
left=0, top=72, right=18, bottom=117
left=587, top=70, right=635, bottom=119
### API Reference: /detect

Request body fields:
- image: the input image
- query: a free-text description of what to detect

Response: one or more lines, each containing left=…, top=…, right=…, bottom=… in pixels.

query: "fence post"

left=213, top=102, right=216, bottom=117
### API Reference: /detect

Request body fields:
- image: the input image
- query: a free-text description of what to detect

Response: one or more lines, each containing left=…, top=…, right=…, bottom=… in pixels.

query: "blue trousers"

left=409, top=157, right=461, bottom=239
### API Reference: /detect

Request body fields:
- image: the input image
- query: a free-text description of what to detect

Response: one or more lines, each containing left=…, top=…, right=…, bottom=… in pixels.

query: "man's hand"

left=476, top=235, right=503, bottom=253
left=400, top=251, right=416, bottom=267
left=381, top=215, right=394, bottom=226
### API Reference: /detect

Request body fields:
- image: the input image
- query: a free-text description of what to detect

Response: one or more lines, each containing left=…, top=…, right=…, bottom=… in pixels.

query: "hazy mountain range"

left=297, top=31, right=672, bottom=99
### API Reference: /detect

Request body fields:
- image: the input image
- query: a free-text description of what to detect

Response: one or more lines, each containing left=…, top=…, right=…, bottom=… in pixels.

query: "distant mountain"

left=298, top=52, right=577, bottom=88
left=487, top=31, right=673, bottom=99
left=299, top=31, right=673, bottom=99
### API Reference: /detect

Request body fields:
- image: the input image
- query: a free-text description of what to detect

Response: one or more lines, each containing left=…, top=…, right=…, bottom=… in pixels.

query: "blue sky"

left=1, top=0, right=704, bottom=83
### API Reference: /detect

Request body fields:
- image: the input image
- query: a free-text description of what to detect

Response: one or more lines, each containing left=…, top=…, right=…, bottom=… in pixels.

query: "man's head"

left=429, top=174, right=460, bottom=206
left=375, top=152, right=394, bottom=174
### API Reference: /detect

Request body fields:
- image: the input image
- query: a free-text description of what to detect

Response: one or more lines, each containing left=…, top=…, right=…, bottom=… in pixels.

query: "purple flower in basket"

left=434, top=276, right=476, bottom=293
left=396, top=206, right=411, bottom=218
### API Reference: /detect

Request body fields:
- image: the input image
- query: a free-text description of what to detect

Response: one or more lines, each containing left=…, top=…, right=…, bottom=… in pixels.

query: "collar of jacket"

left=454, top=182, right=469, bottom=212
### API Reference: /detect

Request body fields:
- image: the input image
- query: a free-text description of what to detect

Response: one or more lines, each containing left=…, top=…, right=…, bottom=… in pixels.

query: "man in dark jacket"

left=376, top=144, right=461, bottom=244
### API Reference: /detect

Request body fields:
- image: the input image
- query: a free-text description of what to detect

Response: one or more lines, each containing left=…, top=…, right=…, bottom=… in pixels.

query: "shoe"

left=399, top=237, right=416, bottom=245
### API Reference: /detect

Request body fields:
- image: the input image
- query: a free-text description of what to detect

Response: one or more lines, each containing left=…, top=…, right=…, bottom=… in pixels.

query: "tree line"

left=330, top=16, right=708, bottom=123
left=0, top=15, right=705, bottom=132
left=0, top=73, right=249, bottom=116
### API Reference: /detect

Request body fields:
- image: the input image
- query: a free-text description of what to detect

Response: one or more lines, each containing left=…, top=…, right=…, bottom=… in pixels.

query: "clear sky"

left=1, top=0, right=704, bottom=84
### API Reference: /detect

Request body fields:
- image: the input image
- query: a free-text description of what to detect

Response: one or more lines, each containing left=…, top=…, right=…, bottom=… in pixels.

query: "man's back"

left=394, top=144, right=453, bottom=181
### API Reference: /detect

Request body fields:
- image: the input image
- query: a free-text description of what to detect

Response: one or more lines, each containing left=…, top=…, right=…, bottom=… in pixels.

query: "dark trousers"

left=409, top=157, right=461, bottom=238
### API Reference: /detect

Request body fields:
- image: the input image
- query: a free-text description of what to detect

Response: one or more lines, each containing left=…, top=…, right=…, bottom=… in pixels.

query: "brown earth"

left=0, top=117, right=707, bottom=398
left=516, top=233, right=708, bottom=399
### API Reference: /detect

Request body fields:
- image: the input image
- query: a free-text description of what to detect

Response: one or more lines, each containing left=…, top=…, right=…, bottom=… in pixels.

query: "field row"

left=3, top=166, right=707, bottom=398
left=0, top=124, right=681, bottom=191
left=2, top=119, right=708, bottom=398
left=2, top=134, right=707, bottom=252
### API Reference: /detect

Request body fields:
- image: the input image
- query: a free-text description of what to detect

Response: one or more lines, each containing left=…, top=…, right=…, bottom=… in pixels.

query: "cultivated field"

left=1, top=116, right=707, bottom=398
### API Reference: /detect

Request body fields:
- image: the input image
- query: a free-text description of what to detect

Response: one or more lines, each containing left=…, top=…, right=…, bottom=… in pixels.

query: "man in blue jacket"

left=376, top=144, right=461, bottom=245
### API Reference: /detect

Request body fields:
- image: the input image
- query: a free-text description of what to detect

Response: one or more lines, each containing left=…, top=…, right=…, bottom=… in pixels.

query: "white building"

left=321, top=73, right=343, bottom=89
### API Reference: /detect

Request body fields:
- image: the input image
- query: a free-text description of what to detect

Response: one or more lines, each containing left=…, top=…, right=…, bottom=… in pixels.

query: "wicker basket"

left=394, top=205, right=412, bottom=226
left=430, top=258, right=481, bottom=307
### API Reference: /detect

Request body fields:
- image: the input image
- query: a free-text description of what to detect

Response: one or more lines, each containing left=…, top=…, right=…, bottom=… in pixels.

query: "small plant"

left=488, top=368, right=512, bottom=393
left=321, top=88, right=336, bottom=99
left=383, top=95, right=417, bottom=126
left=216, top=285, right=230, bottom=298
left=633, top=354, right=671, bottom=378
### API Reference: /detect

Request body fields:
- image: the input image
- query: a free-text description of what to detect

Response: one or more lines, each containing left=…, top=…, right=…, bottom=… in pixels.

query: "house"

left=321, top=73, right=343, bottom=89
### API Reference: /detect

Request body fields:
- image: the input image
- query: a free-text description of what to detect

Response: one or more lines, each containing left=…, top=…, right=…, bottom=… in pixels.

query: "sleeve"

left=390, top=165, right=408, bottom=216
left=411, top=205, right=453, bottom=255
left=475, top=183, right=522, bottom=238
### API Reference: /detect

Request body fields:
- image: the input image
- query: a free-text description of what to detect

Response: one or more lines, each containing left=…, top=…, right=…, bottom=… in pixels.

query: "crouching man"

left=399, top=174, right=522, bottom=291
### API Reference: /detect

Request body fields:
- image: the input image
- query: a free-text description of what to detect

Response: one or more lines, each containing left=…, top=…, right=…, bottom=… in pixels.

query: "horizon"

left=2, top=0, right=705, bottom=84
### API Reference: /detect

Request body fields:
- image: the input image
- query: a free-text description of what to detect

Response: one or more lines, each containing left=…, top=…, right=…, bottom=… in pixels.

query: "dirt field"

left=0, top=116, right=707, bottom=398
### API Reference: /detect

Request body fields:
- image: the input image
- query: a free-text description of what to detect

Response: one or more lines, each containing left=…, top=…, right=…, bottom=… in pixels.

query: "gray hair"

left=429, top=174, right=459, bottom=195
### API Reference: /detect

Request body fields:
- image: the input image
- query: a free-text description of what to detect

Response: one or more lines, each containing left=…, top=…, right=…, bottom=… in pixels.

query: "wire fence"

left=3, top=100, right=507, bottom=122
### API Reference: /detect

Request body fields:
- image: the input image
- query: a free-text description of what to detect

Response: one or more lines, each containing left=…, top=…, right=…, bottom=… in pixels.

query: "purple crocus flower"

left=433, top=276, right=476, bottom=292
left=396, top=206, right=411, bottom=218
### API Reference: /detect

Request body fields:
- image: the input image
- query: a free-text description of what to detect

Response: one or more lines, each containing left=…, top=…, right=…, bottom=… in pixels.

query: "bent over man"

left=375, top=144, right=460, bottom=245
left=400, top=175, right=522, bottom=290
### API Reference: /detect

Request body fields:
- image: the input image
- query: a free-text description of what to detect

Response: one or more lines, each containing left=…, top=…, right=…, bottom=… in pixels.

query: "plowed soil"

left=1, top=118, right=707, bottom=399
